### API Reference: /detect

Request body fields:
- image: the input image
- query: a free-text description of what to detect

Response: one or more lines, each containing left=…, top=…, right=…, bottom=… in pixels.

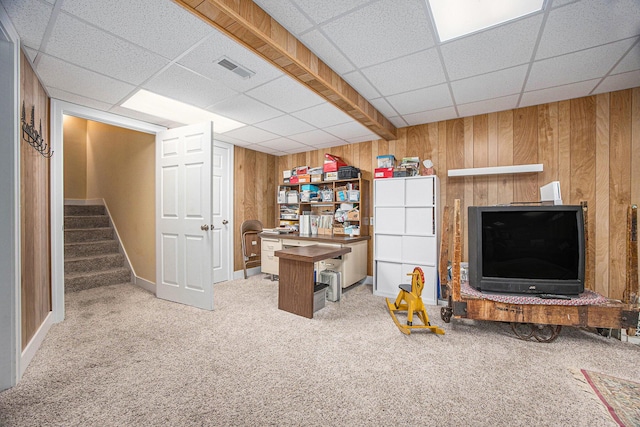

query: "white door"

left=156, top=122, right=213, bottom=310
left=212, top=141, right=232, bottom=283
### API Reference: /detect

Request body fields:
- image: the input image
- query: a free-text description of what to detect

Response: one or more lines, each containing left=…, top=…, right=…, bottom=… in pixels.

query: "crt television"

left=468, top=205, right=585, bottom=296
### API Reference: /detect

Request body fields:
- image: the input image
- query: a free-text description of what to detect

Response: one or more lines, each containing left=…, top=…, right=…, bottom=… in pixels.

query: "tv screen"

left=468, top=205, right=585, bottom=296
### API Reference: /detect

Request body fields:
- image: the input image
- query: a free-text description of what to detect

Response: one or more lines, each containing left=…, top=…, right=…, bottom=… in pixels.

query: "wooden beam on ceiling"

left=173, top=0, right=397, bottom=141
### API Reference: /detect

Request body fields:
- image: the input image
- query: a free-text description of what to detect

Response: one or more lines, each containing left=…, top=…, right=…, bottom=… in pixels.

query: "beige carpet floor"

left=1, top=275, right=639, bottom=426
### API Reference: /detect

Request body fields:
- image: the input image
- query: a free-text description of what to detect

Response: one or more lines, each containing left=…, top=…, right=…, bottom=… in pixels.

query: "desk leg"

left=278, top=258, right=314, bottom=318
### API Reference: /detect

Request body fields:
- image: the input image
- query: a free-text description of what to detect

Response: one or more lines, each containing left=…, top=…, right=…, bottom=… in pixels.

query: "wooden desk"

left=275, top=245, right=351, bottom=318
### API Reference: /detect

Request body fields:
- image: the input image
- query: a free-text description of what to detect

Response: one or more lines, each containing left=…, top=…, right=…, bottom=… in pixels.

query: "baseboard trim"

left=135, top=276, right=156, bottom=294
left=20, top=311, right=54, bottom=376
left=64, top=198, right=104, bottom=206
left=232, top=267, right=262, bottom=280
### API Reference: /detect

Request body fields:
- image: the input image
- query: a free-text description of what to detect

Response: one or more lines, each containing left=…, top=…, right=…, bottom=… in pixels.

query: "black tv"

left=468, top=205, right=585, bottom=296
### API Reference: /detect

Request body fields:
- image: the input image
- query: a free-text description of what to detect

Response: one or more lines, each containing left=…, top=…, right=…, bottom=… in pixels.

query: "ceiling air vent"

left=216, top=56, right=255, bottom=79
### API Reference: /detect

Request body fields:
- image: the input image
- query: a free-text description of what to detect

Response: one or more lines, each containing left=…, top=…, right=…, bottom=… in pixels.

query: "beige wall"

left=63, top=115, right=87, bottom=199
left=81, top=120, right=156, bottom=283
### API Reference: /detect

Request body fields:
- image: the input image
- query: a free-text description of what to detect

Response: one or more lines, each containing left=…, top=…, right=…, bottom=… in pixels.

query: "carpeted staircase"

left=64, top=205, right=132, bottom=292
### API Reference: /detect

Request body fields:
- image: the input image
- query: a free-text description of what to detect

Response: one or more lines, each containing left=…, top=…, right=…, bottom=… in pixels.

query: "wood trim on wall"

left=230, top=88, right=640, bottom=300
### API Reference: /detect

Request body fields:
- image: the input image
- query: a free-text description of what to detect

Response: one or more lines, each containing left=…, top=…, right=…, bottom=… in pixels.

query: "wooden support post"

left=625, top=204, right=638, bottom=336
left=452, top=199, right=462, bottom=302
left=439, top=205, right=451, bottom=299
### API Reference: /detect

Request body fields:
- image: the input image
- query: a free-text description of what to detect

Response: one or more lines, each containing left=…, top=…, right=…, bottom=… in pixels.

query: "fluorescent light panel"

left=121, top=89, right=245, bottom=133
left=428, top=0, right=544, bottom=42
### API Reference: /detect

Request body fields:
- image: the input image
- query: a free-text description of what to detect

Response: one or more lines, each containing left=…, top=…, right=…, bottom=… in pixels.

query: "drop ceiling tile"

left=177, top=31, right=283, bottom=93
left=613, top=40, right=640, bottom=74
left=441, top=14, right=543, bottom=81
left=213, top=133, right=252, bottom=147
left=345, top=133, right=378, bottom=144
left=386, top=84, right=452, bottom=115
left=457, top=95, right=519, bottom=119
left=46, top=12, right=169, bottom=85
left=60, top=0, right=212, bottom=59
left=257, top=138, right=309, bottom=152
left=47, top=87, right=113, bottom=112
left=388, top=116, right=409, bottom=128
left=552, top=0, right=579, bottom=8
left=452, top=65, right=528, bottom=104
left=300, top=30, right=355, bottom=74
left=321, top=0, right=434, bottom=68
left=24, top=47, right=38, bottom=62
left=595, top=70, right=640, bottom=94
left=222, top=126, right=279, bottom=144
left=36, top=54, right=135, bottom=104
left=293, top=0, right=373, bottom=25
left=254, top=115, right=315, bottom=136
left=519, top=79, right=599, bottom=108
left=526, top=40, right=636, bottom=92
left=369, top=98, right=399, bottom=118
left=291, top=103, right=353, bottom=128
left=207, top=94, right=283, bottom=125
left=402, top=107, right=458, bottom=126
left=288, top=129, right=341, bottom=145
left=361, top=49, right=445, bottom=96
left=286, top=145, right=317, bottom=154
left=246, top=76, right=324, bottom=113
left=342, top=71, right=381, bottom=99
left=311, top=140, right=346, bottom=149
left=324, top=120, right=372, bottom=139
left=252, top=0, right=313, bottom=36
left=143, top=64, right=238, bottom=109
left=1, top=0, right=52, bottom=49
left=536, top=0, right=640, bottom=60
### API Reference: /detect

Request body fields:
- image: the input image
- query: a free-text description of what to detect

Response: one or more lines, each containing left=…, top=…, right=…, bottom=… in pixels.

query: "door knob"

left=201, top=224, right=210, bottom=231
left=222, top=219, right=228, bottom=225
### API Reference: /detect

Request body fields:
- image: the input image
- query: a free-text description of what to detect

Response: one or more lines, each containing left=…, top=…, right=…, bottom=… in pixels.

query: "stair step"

left=64, top=253, right=125, bottom=274
left=65, top=227, right=113, bottom=243
left=65, top=240, right=119, bottom=258
left=65, top=267, right=131, bottom=293
left=64, top=205, right=106, bottom=216
left=64, top=215, right=110, bottom=229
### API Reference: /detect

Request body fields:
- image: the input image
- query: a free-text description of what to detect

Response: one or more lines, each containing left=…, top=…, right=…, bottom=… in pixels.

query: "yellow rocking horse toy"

left=386, top=267, right=445, bottom=335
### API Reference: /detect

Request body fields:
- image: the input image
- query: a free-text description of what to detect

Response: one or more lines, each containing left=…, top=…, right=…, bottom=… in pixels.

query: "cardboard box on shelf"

left=283, top=169, right=292, bottom=179
left=324, top=171, right=338, bottom=181
left=347, top=209, right=360, bottom=221
left=311, top=174, right=322, bottom=182
left=298, top=174, right=311, bottom=183
left=323, top=153, right=347, bottom=172
left=289, top=175, right=299, bottom=184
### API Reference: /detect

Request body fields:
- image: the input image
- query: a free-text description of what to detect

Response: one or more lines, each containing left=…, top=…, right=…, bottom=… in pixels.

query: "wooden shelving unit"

left=277, top=176, right=369, bottom=237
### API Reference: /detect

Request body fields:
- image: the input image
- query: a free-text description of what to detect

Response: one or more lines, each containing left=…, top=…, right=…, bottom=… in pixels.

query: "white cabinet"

left=373, top=176, right=439, bottom=305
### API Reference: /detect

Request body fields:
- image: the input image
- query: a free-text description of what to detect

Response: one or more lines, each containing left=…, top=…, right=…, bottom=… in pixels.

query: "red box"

left=374, top=167, right=394, bottom=178
left=289, top=175, right=299, bottom=184
left=323, top=153, right=347, bottom=173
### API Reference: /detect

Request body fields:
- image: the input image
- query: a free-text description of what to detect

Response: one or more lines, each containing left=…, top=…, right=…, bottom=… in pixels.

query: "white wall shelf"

left=447, top=163, right=543, bottom=177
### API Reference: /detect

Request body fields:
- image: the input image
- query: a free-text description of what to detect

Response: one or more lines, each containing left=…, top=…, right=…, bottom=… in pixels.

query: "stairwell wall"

left=63, top=119, right=156, bottom=283
left=62, top=116, right=87, bottom=199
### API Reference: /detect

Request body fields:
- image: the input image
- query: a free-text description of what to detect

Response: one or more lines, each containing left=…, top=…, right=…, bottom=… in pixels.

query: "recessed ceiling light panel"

left=121, top=89, right=245, bottom=133
left=428, top=0, right=545, bottom=42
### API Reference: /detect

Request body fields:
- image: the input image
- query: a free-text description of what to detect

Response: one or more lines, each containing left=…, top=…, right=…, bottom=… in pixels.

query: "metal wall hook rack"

left=21, top=101, right=53, bottom=158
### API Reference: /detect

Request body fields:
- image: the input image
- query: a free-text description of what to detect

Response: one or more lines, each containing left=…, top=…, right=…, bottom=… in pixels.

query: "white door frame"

left=213, top=140, right=234, bottom=283
left=50, top=101, right=235, bottom=319
left=50, top=100, right=166, bottom=323
left=0, top=6, right=21, bottom=391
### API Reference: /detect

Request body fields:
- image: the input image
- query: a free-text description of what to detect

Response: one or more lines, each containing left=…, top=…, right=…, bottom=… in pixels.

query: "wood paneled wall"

left=233, top=88, right=640, bottom=300
left=20, top=51, right=51, bottom=349
left=233, top=147, right=276, bottom=271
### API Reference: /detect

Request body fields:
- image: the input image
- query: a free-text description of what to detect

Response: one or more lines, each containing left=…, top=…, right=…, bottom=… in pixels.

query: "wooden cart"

left=439, top=200, right=639, bottom=342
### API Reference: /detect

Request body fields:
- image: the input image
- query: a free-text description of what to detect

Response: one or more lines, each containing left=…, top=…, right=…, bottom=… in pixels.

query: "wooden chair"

left=241, top=220, right=263, bottom=279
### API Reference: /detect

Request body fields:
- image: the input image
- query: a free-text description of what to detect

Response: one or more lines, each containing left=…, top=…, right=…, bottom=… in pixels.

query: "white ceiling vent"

left=217, top=56, right=255, bottom=79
